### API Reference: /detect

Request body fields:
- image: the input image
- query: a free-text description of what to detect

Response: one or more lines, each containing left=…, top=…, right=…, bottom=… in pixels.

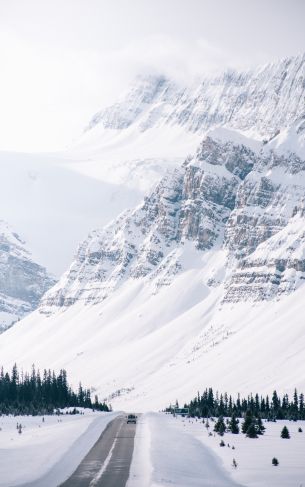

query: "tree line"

left=0, top=364, right=109, bottom=415
left=172, top=387, right=305, bottom=420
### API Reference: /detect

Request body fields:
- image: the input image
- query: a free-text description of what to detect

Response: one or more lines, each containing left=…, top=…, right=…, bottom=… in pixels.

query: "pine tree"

left=281, top=426, right=290, bottom=439
left=299, top=393, right=304, bottom=419
left=177, top=387, right=305, bottom=422
left=228, top=414, right=239, bottom=434
left=214, top=416, right=226, bottom=436
left=242, top=410, right=253, bottom=434
left=0, top=364, right=109, bottom=415
left=272, top=390, right=280, bottom=418
left=293, top=388, right=298, bottom=413
left=256, top=416, right=265, bottom=435
left=246, top=421, right=258, bottom=438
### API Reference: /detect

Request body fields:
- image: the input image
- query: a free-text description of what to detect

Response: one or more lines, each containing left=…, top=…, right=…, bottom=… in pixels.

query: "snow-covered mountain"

left=66, top=53, right=305, bottom=194
left=1, top=53, right=304, bottom=281
left=2, top=124, right=305, bottom=410
left=40, top=129, right=259, bottom=312
left=83, top=52, right=305, bottom=142
left=0, top=221, right=55, bottom=331
left=41, top=124, right=305, bottom=312
left=0, top=53, right=305, bottom=409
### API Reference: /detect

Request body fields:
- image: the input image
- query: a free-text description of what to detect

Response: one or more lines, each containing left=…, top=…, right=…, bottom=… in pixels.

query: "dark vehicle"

left=126, top=414, right=137, bottom=424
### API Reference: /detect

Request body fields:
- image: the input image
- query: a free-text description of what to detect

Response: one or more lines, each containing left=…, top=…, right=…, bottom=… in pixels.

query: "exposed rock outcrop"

left=0, top=221, right=56, bottom=330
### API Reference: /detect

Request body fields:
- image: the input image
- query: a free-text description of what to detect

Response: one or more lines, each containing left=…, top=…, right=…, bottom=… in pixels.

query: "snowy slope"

left=1, top=128, right=305, bottom=410
left=264, top=114, right=305, bottom=160
left=128, top=414, right=305, bottom=487
left=0, top=221, right=55, bottom=331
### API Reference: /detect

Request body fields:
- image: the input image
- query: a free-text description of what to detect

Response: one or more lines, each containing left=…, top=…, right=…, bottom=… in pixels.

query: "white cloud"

left=0, top=0, right=304, bottom=152
left=104, top=34, right=236, bottom=84
left=0, top=30, right=237, bottom=152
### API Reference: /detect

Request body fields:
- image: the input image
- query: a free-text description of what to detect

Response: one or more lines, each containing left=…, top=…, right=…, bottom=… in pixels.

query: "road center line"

left=89, top=420, right=124, bottom=486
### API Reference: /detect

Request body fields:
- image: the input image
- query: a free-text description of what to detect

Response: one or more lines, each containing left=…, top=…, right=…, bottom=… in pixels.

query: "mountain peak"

left=81, top=53, right=304, bottom=149
left=264, top=113, right=305, bottom=160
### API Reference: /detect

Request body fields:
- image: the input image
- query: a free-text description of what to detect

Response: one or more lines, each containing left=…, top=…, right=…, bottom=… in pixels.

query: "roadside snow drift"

left=0, top=411, right=118, bottom=487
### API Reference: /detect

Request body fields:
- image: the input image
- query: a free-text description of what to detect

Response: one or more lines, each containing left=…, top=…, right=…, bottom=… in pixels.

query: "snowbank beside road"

left=128, top=413, right=305, bottom=487
left=127, top=412, right=241, bottom=487
left=0, top=410, right=118, bottom=487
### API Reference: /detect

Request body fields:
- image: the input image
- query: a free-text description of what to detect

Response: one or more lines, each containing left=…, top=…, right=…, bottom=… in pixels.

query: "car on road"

left=126, top=414, right=137, bottom=424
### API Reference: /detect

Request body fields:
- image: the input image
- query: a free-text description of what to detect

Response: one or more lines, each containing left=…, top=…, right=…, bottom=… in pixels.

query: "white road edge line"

left=89, top=420, right=124, bottom=486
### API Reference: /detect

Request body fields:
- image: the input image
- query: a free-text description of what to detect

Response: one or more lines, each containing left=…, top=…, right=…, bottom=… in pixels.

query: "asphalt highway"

left=59, top=414, right=136, bottom=487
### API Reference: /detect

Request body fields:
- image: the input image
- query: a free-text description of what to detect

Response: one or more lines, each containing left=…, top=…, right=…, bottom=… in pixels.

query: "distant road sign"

left=174, top=408, right=189, bottom=416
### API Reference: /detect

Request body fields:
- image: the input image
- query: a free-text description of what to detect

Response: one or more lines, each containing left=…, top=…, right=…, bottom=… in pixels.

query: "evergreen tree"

left=174, top=387, right=305, bottom=422
left=242, top=410, right=253, bottom=434
left=246, top=421, right=258, bottom=438
left=0, top=364, right=109, bottom=415
left=214, top=415, right=226, bottom=436
left=228, top=414, right=239, bottom=434
left=256, top=416, right=265, bottom=435
left=299, top=393, right=304, bottom=419
left=281, top=426, right=290, bottom=439
left=293, top=389, right=298, bottom=413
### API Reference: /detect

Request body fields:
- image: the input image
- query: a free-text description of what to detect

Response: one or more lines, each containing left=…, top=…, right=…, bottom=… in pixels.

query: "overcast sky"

left=0, top=0, right=304, bottom=152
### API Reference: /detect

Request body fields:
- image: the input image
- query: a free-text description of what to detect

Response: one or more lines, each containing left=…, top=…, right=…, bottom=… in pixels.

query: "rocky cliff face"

left=87, top=54, right=305, bottom=139
left=0, top=222, right=56, bottom=331
left=224, top=215, right=305, bottom=302
left=41, top=125, right=305, bottom=313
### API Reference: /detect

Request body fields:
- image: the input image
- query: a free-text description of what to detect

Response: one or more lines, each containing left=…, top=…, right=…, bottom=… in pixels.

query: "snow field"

left=168, top=414, right=305, bottom=487
left=0, top=410, right=118, bottom=487
left=128, top=413, right=305, bottom=486
left=127, top=412, right=241, bottom=487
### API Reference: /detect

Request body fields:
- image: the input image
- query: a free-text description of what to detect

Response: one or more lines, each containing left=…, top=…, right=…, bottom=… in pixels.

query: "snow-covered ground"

left=1, top=410, right=304, bottom=487
left=0, top=410, right=118, bottom=487
left=128, top=413, right=305, bottom=487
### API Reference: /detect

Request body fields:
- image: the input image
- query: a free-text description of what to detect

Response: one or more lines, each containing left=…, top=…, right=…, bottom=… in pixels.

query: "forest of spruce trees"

left=0, top=364, right=109, bottom=415
left=171, top=387, right=305, bottom=421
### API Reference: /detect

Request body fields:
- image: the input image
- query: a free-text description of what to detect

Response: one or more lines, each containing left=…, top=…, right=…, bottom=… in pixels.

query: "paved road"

left=59, top=415, right=136, bottom=487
